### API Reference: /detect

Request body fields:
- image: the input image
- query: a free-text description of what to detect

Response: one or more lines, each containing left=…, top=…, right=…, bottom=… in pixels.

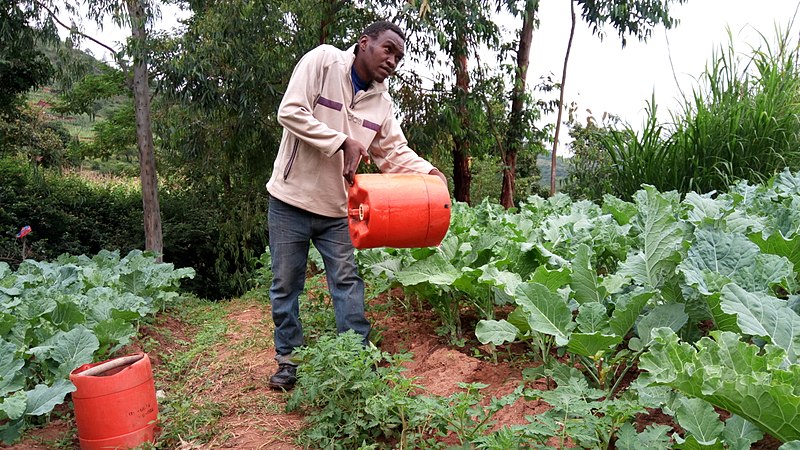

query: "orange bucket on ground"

left=69, top=353, right=158, bottom=450
left=348, top=173, right=451, bottom=249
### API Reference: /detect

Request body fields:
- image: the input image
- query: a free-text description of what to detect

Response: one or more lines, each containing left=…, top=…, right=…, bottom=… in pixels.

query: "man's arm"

left=277, top=46, right=348, bottom=156
left=368, top=111, right=445, bottom=183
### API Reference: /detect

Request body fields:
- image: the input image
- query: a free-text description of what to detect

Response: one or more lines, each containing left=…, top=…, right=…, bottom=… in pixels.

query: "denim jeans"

left=268, top=196, right=370, bottom=360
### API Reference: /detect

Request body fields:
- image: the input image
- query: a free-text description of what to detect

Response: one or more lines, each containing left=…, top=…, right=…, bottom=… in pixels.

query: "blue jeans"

left=268, top=196, right=370, bottom=360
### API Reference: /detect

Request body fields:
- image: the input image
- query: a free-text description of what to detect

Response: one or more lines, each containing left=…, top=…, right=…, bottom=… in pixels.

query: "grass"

left=150, top=297, right=229, bottom=447
left=599, top=27, right=800, bottom=200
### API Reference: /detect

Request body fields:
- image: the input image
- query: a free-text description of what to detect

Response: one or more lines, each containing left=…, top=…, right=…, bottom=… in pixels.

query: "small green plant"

left=298, top=272, right=337, bottom=345
left=474, top=369, right=666, bottom=450
left=286, top=331, right=420, bottom=449
left=286, top=332, right=529, bottom=449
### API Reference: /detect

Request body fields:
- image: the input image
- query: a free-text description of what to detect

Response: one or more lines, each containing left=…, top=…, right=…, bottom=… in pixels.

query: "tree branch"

left=34, top=0, right=127, bottom=71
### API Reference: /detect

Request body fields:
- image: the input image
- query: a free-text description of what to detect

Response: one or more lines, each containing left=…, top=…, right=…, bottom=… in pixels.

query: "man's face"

left=356, top=29, right=405, bottom=83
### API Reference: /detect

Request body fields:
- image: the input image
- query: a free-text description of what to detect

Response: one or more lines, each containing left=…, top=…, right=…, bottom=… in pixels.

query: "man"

left=266, top=20, right=446, bottom=390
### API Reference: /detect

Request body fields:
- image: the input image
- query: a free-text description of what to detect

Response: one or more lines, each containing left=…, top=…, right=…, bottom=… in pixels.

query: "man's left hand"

left=429, top=168, right=447, bottom=187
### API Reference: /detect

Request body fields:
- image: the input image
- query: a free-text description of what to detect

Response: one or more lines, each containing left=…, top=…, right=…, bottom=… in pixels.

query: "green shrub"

left=286, top=332, right=422, bottom=449
left=0, top=157, right=142, bottom=261
left=563, top=116, right=617, bottom=201
left=0, top=156, right=267, bottom=299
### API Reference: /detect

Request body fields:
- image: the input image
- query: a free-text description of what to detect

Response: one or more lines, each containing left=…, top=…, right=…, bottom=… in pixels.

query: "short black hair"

left=362, top=20, right=405, bottom=41
left=354, top=21, right=405, bottom=54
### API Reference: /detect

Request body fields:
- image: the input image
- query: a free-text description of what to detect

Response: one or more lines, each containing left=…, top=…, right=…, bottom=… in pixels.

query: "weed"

left=298, top=272, right=337, bottom=345
left=286, top=331, right=420, bottom=449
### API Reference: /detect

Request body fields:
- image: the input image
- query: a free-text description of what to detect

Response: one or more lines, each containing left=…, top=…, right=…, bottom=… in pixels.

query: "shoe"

left=269, top=363, right=297, bottom=390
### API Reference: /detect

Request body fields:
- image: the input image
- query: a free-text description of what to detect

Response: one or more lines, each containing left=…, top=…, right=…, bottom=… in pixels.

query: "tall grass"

left=603, top=26, right=800, bottom=199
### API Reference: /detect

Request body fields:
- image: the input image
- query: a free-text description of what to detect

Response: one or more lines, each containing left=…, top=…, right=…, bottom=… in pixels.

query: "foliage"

left=1, top=156, right=253, bottom=298
left=0, top=250, right=194, bottom=443
left=669, top=29, right=800, bottom=192
left=51, top=66, right=126, bottom=121
left=475, top=246, right=678, bottom=392
left=509, top=370, right=657, bottom=449
left=81, top=101, right=138, bottom=162
left=0, top=106, right=69, bottom=170
left=640, top=327, right=800, bottom=443
left=286, top=331, right=423, bottom=449
left=0, top=157, right=143, bottom=263
left=286, top=331, right=523, bottom=449
left=563, top=110, right=618, bottom=201
left=575, top=0, right=688, bottom=47
left=356, top=166, right=800, bottom=444
left=0, top=0, right=56, bottom=117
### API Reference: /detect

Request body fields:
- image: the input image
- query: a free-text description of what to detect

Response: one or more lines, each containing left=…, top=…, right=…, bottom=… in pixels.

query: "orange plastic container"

left=69, top=353, right=158, bottom=450
left=348, top=173, right=451, bottom=249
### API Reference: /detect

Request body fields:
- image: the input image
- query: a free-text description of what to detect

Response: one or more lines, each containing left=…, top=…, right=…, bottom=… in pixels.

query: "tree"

left=51, top=66, right=125, bottom=121
left=0, top=0, right=55, bottom=117
left=562, top=106, right=619, bottom=200
left=38, top=0, right=166, bottom=259
left=123, top=0, right=163, bottom=260
left=400, top=0, right=501, bottom=204
left=546, top=0, right=689, bottom=194
left=500, top=0, right=538, bottom=208
left=550, top=0, right=576, bottom=196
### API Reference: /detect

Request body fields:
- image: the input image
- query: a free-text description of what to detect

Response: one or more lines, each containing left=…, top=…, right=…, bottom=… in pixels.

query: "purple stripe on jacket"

left=317, top=96, right=343, bottom=111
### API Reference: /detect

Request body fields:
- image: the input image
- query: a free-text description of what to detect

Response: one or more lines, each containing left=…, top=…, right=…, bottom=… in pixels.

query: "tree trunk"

left=126, top=0, right=163, bottom=261
left=550, top=0, right=577, bottom=196
left=500, top=2, right=535, bottom=209
left=453, top=50, right=471, bottom=204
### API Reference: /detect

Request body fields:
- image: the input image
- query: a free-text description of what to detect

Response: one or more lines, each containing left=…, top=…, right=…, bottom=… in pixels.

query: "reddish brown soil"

left=2, top=289, right=784, bottom=449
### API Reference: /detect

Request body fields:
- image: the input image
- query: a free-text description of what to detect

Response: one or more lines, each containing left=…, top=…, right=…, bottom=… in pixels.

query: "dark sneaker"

left=269, top=363, right=297, bottom=390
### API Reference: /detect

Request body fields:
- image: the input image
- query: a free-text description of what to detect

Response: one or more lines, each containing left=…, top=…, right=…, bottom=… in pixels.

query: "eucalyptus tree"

left=35, top=0, right=165, bottom=259
left=498, top=0, right=559, bottom=208
left=397, top=0, right=502, bottom=204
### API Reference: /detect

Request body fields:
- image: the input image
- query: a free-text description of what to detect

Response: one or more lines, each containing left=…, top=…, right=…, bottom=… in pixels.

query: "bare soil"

left=2, top=289, right=783, bottom=449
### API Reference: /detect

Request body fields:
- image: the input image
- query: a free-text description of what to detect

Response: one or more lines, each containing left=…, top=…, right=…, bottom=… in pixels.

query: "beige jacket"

left=267, top=44, right=435, bottom=218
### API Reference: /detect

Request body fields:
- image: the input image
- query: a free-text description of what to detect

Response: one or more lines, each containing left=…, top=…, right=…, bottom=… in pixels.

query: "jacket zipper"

left=283, top=138, right=300, bottom=180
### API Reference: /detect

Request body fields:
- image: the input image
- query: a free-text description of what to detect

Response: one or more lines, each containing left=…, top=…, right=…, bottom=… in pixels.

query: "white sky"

left=64, top=0, right=800, bottom=152
left=528, top=0, right=800, bottom=130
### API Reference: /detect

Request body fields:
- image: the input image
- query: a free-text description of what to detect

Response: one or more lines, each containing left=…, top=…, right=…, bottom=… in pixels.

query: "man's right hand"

left=341, top=137, right=370, bottom=185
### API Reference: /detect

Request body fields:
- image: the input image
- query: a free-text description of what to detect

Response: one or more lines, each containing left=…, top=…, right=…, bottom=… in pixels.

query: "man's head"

left=353, top=21, right=405, bottom=84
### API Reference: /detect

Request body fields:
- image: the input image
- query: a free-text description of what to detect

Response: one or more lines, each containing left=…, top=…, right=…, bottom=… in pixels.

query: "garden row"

left=0, top=250, right=194, bottom=443
left=348, top=168, right=800, bottom=448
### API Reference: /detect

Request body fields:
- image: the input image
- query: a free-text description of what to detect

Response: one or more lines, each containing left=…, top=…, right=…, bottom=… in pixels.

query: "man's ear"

left=358, top=35, right=368, bottom=51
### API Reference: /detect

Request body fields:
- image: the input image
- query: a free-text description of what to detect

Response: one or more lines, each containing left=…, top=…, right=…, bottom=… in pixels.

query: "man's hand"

left=429, top=168, right=447, bottom=186
left=341, top=137, right=370, bottom=185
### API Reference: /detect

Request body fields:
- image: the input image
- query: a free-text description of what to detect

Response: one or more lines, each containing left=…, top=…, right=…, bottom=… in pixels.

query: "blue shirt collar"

left=351, top=65, right=371, bottom=94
